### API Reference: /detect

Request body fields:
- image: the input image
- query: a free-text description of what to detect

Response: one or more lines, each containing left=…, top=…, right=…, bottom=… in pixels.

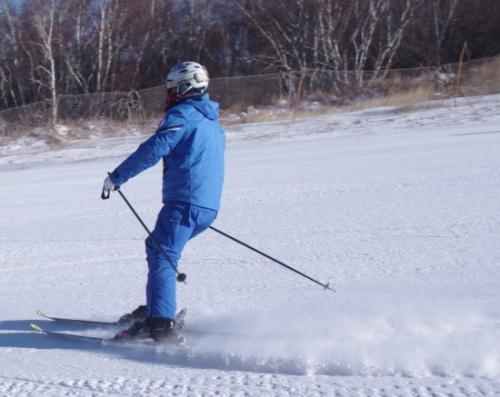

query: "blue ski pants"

left=145, top=201, right=217, bottom=319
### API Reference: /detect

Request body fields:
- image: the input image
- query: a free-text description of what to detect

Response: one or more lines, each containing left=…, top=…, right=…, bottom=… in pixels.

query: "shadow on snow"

left=0, top=319, right=319, bottom=376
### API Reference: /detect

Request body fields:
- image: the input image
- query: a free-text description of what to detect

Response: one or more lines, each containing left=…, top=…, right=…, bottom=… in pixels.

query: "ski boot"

left=113, top=317, right=177, bottom=343
left=118, top=305, right=147, bottom=324
left=113, top=320, right=151, bottom=341
left=149, top=317, right=177, bottom=342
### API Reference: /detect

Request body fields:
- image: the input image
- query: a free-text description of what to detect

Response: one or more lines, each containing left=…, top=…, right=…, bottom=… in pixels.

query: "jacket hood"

left=185, top=94, right=219, bottom=120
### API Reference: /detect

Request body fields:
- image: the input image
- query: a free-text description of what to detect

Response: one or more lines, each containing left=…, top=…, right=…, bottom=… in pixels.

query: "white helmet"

left=165, top=61, right=209, bottom=98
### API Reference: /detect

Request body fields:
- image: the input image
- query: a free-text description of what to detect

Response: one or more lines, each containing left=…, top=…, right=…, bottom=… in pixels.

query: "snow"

left=1, top=94, right=500, bottom=396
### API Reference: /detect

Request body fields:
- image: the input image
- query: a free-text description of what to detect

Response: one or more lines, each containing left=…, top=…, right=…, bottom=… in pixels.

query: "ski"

left=36, top=310, right=124, bottom=327
left=31, top=308, right=188, bottom=346
left=36, top=307, right=187, bottom=329
left=30, top=323, right=185, bottom=346
left=31, top=323, right=110, bottom=344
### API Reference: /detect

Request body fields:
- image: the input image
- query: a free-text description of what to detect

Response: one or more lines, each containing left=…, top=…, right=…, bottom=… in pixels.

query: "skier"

left=102, top=61, right=225, bottom=341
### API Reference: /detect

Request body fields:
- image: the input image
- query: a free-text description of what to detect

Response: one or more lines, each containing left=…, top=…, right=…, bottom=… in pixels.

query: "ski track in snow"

left=1, top=94, right=500, bottom=395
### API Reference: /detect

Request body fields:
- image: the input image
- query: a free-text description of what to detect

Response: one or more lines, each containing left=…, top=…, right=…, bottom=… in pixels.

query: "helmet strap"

left=165, top=89, right=179, bottom=111
left=165, top=86, right=205, bottom=111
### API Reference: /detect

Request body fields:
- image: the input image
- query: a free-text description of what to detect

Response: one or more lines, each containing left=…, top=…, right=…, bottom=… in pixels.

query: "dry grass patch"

left=346, top=84, right=437, bottom=112
left=460, top=56, right=500, bottom=96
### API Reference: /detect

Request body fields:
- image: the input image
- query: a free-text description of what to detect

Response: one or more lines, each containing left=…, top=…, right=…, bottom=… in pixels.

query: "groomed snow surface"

left=1, top=94, right=500, bottom=396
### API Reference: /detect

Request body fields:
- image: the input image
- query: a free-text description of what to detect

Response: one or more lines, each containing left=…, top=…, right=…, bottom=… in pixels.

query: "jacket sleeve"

left=109, top=110, right=187, bottom=186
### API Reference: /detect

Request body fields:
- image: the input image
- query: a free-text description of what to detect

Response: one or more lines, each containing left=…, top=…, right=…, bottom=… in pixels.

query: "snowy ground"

left=1, top=94, right=500, bottom=396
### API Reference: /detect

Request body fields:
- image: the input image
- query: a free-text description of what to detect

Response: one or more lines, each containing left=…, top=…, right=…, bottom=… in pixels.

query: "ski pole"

left=101, top=184, right=187, bottom=283
left=209, top=226, right=335, bottom=292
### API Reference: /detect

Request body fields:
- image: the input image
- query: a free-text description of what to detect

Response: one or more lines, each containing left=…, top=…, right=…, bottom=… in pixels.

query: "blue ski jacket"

left=109, top=94, right=225, bottom=210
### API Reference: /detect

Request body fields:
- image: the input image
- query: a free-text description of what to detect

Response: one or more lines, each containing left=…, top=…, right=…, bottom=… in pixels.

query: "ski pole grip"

left=101, top=187, right=110, bottom=200
left=101, top=172, right=113, bottom=199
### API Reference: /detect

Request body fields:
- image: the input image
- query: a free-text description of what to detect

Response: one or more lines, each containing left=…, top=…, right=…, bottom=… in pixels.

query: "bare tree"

left=235, top=0, right=314, bottom=72
left=64, top=0, right=95, bottom=94
left=30, top=0, right=70, bottom=124
left=95, top=0, right=114, bottom=92
left=430, top=0, right=459, bottom=64
left=234, top=0, right=318, bottom=99
left=0, top=0, right=26, bottom=107
left=236, top=0, right=415, bottom=96
left=317, top=0, right=414, bottom=88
